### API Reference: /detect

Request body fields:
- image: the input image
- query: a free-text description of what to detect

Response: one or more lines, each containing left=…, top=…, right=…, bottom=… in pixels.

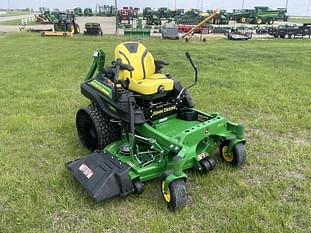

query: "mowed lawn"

left=0, top=32, right=310, bottom=233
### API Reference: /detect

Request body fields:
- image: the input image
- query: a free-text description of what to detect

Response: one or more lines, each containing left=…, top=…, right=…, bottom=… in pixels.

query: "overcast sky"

left=2, top=0, right=310, bottom=16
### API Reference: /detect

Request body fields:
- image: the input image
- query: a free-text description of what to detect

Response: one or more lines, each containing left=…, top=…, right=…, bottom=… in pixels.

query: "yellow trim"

left=161, top=181, right=171, bottom=203
left=222, top=145, right=234, bottom=162
left=114, top=42, right=174, bottom=95
left=71, top=24, right=75, bottom=33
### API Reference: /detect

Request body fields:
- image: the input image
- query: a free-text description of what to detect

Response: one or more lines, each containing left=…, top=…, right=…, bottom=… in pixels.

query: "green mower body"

left=67, top=43, right=246, bottom=211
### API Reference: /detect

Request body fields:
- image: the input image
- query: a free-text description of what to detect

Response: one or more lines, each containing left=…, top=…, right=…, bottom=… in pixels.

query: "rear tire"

left=76, top=103, right=120, bottom=151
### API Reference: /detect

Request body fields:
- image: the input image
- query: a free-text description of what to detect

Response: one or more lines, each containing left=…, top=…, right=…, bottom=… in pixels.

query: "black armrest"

left=155, top=60, right=169, bottom=66
left=155, top=60, right=169, bottom=73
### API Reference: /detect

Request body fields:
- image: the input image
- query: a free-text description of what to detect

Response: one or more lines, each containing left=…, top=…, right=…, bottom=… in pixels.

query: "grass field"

left=0, top=32, right=310, bottom=233
left=288, top=16, right=311, bottom=23
left=0, top=18, right=37, bottom=26
left=0, top=11, right=31, bottom=17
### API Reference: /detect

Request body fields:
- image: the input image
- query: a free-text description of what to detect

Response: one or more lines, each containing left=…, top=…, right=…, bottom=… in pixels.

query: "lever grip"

left=115, top=58, right=134, bottom=71
left=120, top=63, right=134, bottom=71
left=185, top=52, right=191, bottom=59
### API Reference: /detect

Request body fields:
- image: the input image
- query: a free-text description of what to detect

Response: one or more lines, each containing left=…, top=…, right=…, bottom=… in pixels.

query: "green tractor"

left=74, top=7, right=83, bottom=16
left=84, top=8, right=93, bottom=16
left=53, top=12, right=80, bottom=34
left=67, top=42, right=246, bottom=211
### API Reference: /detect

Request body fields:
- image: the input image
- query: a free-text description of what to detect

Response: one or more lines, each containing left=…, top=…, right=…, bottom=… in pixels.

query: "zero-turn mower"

left=67, top=42, right=246, bottom=211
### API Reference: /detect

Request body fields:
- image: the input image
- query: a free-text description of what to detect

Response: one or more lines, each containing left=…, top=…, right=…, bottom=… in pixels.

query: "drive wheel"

left=74, top=24, right=80, bottom=34
left=70, top=23, right=75, bottom=33
left=256, top=17, right=262, bottom=24
left=241, top=17, right=247, bottom=23
left=220, top=140, right=246, bottom=167
left=161, top=179, right=187, bottom=211
left=76, top=103, right=120, bottom=151
left=199, top=156, right=216, bottom=173
left=268, top=19, right=274, bottom=25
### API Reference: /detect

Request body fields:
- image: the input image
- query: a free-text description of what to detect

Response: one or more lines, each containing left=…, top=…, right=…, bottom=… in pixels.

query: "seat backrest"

left=114, top=42, right=155, bottom=81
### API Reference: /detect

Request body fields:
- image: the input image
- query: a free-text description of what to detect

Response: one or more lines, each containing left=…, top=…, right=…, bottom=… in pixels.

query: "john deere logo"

left=152, top=105, right=176, bottom=117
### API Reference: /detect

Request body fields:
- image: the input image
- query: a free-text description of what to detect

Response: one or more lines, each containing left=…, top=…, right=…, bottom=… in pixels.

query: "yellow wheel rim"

left=71, top=24, right=75, bottom=33
left=162, top=181, right=171, bottom=203
left=222, top=146, right=234, bottom=162
left=257, top=19, right=262, bottom=24
left=241, top=17, right=246, bottom=23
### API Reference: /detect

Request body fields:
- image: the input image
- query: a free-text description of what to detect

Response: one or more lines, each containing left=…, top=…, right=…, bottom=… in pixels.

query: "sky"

left=1, top=0, right=310, bottom=16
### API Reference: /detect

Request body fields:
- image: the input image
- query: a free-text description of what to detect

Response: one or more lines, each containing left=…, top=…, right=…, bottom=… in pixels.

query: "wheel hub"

left=222, top=146, right=234, bottom=162
left=161, top=181, right=171, bottom=203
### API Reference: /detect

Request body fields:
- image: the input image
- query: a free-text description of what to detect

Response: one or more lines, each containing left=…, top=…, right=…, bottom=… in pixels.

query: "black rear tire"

left=76, top=103, right=120, bottom=151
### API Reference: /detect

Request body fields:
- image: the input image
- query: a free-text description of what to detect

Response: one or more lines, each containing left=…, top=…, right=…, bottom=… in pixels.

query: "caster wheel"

left=161, top=179, right=187, bottom=211
left=133, top=181, right=144, bottom=194
left=199, top=156, right=216, bottom=173
left=220, top=140, right=246, bottom=167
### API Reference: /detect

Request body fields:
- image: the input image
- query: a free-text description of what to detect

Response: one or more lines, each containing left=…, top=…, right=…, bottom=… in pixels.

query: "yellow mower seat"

left=114, top=42, right=174, bottom=95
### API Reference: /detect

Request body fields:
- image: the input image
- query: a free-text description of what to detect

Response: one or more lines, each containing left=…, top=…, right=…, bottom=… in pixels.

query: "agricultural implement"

left=268, top=24, right=311, bottom=39
left=161, top=22, right=179, bottom=39
left=41, top=12, right=80, bottom=37
left=182, top=9, right=220, bottom=41
left=225, top=27, right=253, bottom=40
left=67, top=42, right=246, bottom=211
left=84, top=23, right=103, bottom=36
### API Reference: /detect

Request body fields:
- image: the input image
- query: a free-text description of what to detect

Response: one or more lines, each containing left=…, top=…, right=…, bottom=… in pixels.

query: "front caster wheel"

left=161, top=179, right=187, bottom=211
left=199, top=156, right=216, bottom=173
left=133, top=181, right=144, bottom=194
left=220, top=140, right=246, bottom=167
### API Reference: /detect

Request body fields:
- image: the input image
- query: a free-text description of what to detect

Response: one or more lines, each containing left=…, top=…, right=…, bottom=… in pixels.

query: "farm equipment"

left=225, top=27, right=253, bottom=40
left=124, top=19, right=151, bottom=38
left=175, top=9, right=203, bottom=25
left=268, top=24, right=311, bottom=39
left=182, top=9, right=221, bottom=41
left=74, top=7, right=83, bottom=16
left=207, top=9, right=229, bottom=24
left=145, top=11, right=161, bottom=26
left=158, top=7, right=170, bottom=19
left=95, top=5, right=116, bottom=16
left=66, top=42, right=247, bottom=211
left=84, top=8, right=93, bottom=16
left=84, top=23, right=103, bottom=36
left=41, top=12, right=80, bottom=36
left=143, top=7, right=153, bottom=19
left=35, top=10, right=59, bottom=24
left=118, top=7, right=139, bottom=25
left=161, top=22, right=179, bottom=39
left=231, top=6, right=288, bottom=24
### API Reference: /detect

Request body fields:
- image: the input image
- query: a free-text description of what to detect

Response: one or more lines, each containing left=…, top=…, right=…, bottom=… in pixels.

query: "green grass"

left=0, top=11, right=31, bottom=17
left=0, top=18, right=38, bottom=26
left=0, top=33, right=310, bottom=233
left=288, top=16, right=311, bottom=23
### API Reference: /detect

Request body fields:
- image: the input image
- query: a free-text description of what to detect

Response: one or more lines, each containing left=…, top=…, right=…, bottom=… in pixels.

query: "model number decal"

left=79, top=163, right=94, bottom=179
